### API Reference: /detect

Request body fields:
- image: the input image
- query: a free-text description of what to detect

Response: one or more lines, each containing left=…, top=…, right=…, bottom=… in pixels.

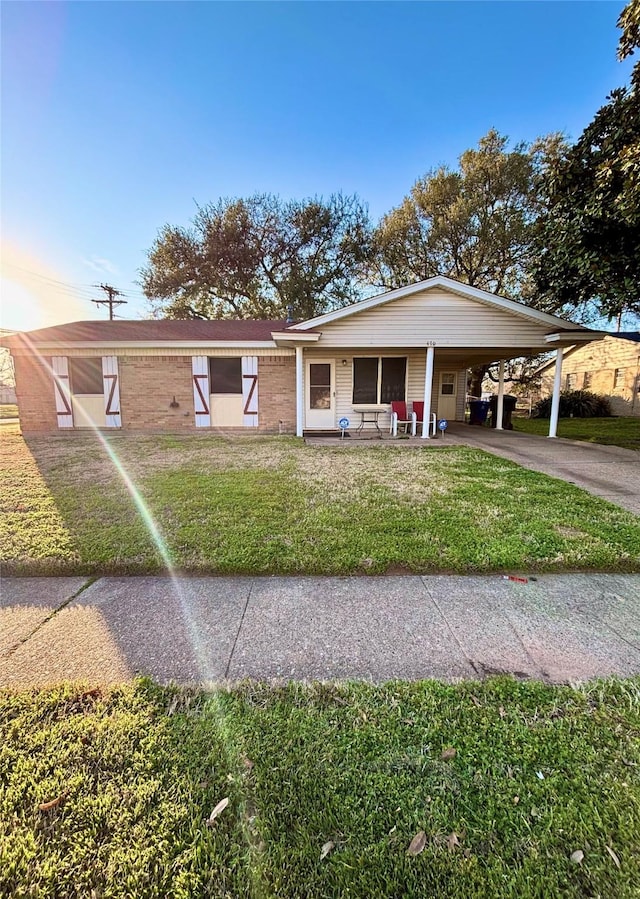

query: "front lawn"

left=1, top=426, right=639, bottom=575
left=513, top=416, right=640, bottom=451
left=1, top=678, right=639, bottom=898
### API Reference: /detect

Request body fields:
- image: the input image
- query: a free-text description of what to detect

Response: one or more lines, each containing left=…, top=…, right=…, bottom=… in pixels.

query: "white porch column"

left=421, top=346, right=435, bottom=438
left=495, top=359, right=505, bottom=431
left=295, top=346, right=304, bottom=437
left=548, top=347, right=563, bottom=438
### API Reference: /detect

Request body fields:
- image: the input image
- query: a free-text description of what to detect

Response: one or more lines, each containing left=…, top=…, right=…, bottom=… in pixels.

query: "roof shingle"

left=5, top=319, right=291, bottom=345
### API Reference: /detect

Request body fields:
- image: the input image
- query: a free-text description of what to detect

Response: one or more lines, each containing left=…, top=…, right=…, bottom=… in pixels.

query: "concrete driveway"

left=1, top=573, right=638, bottom=688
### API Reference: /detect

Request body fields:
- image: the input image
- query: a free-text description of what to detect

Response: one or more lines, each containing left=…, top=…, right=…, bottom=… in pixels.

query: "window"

left=209, top=357, right=242, bottom=393
left=614, top=368, right=625, bottom=389
left=309, top=363, right=331, bottom=409
left=70, top=358, right=103, bottom=394
left=565, top=373, right=577, bottom=390
left=583, top=371, right=592, bottom=389
left=353, top=357, right=406, bottom=404
left=441, top=373, right=456, bottom=395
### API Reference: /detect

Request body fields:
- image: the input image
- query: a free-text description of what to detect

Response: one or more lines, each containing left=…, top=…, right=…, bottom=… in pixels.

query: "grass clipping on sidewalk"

left=1, top=678, right=639, bottom=898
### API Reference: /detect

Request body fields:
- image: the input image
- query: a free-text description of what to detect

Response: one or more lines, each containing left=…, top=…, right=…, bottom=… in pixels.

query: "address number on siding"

left=425, top=341, right=437, bottom=347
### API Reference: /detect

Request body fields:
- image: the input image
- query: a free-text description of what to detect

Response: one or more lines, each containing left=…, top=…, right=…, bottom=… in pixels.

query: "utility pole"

left=92, top=284, right=127, bottom=319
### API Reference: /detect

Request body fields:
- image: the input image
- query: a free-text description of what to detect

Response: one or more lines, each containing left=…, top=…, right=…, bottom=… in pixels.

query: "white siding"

left=311, top=350, right=466, bottom=430
left=315, top=288, right=550, bottom=349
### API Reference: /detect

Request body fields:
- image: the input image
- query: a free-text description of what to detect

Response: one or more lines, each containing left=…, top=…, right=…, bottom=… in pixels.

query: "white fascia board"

left=290, top=276, right=592, bottom=332
left=18, top=340, right=279, bottom=350
left=544, top=331, right=605, bottom=344
left=271, top=331, right=321, bottom=343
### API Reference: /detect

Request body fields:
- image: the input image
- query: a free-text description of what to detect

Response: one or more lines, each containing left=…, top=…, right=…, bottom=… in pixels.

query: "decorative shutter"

left=102, top=356, right=121, bottom=428
left=51, top=356, right=74, bottom=428
left=242, top=356, right=258, bottom=428
left=192, top=356, right=211, bottom=427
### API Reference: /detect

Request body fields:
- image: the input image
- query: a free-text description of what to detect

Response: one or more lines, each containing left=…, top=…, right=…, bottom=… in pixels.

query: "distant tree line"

left=141, top=0, right=639, bottom=383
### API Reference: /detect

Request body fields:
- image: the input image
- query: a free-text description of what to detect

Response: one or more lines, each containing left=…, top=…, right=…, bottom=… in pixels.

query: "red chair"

left=412, top=401, right=436, bottom=437
left=389, top=401, right=414, bottom=436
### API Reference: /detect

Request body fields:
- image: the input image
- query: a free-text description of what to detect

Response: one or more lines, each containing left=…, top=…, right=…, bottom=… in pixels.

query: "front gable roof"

left=287, top=276, right=590, bottom=334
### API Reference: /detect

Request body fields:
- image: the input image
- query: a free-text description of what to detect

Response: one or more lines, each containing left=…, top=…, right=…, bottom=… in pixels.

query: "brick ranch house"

left=537, top=332, right=640, bottom=417
left=5, top=277, right=604, bottom=439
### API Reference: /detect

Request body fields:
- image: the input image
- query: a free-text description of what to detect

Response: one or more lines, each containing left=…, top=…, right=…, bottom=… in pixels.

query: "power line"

left=2, top=263, right=97, bottom=295
left=3, top=263, right=149, bottom=307
left=92, top=284, right=128, bottom=320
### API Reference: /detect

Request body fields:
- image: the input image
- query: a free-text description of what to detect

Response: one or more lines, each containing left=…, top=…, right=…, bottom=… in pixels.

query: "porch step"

left=302, top=429, right=347, bottom=437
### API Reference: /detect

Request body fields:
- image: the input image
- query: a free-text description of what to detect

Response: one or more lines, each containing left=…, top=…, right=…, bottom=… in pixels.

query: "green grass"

left=513, top=416, right=640, bottom=450
left=2, top=426, right=639, bottom=575
left=1, top=678, right=639, bottom=898
left=0, top=403, right=18, bottom=419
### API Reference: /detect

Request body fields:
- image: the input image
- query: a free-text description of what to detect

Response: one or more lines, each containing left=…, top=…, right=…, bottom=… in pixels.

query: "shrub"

left=532, top=390, right=612, bottom=419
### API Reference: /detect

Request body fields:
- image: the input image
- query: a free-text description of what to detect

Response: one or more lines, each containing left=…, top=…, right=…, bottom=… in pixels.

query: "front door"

left=438, top=372, right=457, bottom=420
left=305, top=360, right=335, bottom=429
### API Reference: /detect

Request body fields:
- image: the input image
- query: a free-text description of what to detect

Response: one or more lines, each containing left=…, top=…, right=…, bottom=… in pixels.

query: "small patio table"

left=353, top=407, right=384, bottom=437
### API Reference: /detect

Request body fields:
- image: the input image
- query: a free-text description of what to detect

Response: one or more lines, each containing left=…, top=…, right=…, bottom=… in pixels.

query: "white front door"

left=305, top=360, right=335, bottom=429
left=438, top=372, right=457, bottom=420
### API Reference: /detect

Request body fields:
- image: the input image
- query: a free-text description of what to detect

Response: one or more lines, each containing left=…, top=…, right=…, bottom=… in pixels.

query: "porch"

left=292, top=346, right=567, bottom=440
left=304, top=420, right=489, bottom=447
left=268, top=277, right=606, bottom=441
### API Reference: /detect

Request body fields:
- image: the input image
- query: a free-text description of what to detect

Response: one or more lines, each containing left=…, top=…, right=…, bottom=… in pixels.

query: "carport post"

left=548, top=347, right=563, bottom=438
left=495, top=360, right=505, bottom=431
left=421, top=346, right=435, bottom=438
left=295, top=346, right=304, bottom=437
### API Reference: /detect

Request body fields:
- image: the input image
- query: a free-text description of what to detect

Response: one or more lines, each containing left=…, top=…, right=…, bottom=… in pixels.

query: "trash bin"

left=489, top=395, right=517, bottom=429
left=468, top=399, right=490, bottom=425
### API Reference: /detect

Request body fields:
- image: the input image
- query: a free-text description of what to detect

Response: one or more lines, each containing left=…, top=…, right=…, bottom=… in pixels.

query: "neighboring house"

left=3, top=277, right=603, bottom=438
left=538, top=333, right=640, bottom=417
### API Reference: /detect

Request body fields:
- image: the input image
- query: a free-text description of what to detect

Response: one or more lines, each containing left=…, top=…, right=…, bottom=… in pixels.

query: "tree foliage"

left=141, top=193, right=371, bottom=321
left=617, top=0, right=640, bottom=62
left=532, top=3, right=640, bottom=326
left=370, top=129, right=561, bottom=300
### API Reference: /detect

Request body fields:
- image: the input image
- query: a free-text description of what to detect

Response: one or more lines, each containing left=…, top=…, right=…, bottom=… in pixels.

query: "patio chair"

left=389, top=401, right=415, bottom=437
left=412, top=401, right=437, bottom=437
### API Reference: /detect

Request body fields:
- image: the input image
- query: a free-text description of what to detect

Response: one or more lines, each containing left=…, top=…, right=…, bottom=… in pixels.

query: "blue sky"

left=1, top=1, right=632, bottom=332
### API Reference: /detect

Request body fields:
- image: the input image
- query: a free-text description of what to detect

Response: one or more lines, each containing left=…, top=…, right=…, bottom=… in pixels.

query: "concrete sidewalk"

left=1, top=573, right=639, bottom=687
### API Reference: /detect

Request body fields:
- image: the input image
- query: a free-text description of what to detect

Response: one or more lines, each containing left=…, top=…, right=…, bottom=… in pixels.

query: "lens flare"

left=17, top=336, right=223, bottom=681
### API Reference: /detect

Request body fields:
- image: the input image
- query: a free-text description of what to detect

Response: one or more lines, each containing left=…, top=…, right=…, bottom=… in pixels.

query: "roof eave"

left=271, top=331, right=322, bottom=346
left=6, top=338, right=280, bottom=351
left=544, top=331, right=606, bottom=345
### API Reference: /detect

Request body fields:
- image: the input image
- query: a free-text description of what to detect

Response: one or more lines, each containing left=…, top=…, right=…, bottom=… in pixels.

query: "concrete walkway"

left=1, top=573, right=639, bottom=688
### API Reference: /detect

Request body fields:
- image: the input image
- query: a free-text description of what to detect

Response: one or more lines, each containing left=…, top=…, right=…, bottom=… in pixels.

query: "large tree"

left=141, top=193, right=371, bottom=321
left=532, top=1, right=640, bottom=328
left=371, top=129, right=561, bottom=300
left=372, top=130, right=563, bottom=395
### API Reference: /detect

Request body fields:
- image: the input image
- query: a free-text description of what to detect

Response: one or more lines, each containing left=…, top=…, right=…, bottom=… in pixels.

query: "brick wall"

left=12, top=354, right=57, bottom=432
left=257, top=356, right=296, bottom=433
left=540, top=337, right=640, bottom=416
left=119, top=356, right=195, bottom=430
left=12, top=352, right=298, bottom=433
